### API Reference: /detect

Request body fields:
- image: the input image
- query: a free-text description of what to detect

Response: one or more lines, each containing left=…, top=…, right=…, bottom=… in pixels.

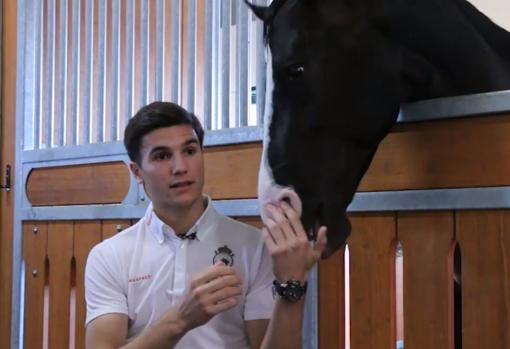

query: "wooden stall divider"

left=398, top=212, right=455, bottom=349
left=23, top=222, right=48, bottom=349
left=348, top=214, right=397, bottom=349
left=101, top=220, right=132, bottom=241
left=456, top=211, right=510, bottom=349
left=318, top=245, right=346, bottom=349
left=73, top=222, right=102, bottom=349
left=47, top=222, right=75, bottom=348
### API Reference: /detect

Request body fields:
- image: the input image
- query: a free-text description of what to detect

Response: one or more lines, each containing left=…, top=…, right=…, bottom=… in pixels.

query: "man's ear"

left=129, top=162, right=143, bottom=184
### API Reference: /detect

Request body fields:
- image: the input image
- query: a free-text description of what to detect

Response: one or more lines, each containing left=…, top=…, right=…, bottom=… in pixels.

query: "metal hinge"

left=0, top=164, right=11, bottom=192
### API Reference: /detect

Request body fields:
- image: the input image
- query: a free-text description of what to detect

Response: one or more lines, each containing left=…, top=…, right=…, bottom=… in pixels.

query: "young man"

left=85, top=101, right=327, bottom=349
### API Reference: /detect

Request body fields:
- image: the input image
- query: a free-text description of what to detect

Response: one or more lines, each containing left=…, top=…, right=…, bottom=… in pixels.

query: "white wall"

left=468, top=0, right=510, bottom=31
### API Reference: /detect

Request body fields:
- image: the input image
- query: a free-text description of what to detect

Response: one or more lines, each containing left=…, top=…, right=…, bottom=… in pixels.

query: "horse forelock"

left=262, top=0, right=296, bottom=44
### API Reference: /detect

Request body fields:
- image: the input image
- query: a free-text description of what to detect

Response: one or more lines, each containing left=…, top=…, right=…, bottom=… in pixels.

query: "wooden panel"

left=102, top=220, right=131, bottom=240
left=23, top=222, right=48, bottom=349
left=74, top=222, right=102, bottom=349
left=26, top=161, right=130, bottom=206
left=456, top=211, right=510, bottom=349
left=348, top=214, right=396, bottom=349
left=318, top=246, right=346, bottom=349
left=204, top=143, right=261, bottom=199
left=360, top=114, right=510, bottom=191
left=0, top=0, right=17, bottom=345
left=235, top=217, right=263, bottom=229
left=47, top=222, right=74, bottom=349
left=398, top=212, right=455, bottom=349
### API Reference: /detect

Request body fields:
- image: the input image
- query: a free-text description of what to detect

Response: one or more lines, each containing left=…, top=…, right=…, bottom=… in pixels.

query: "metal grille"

left=21, top=0, right=269, bottom=151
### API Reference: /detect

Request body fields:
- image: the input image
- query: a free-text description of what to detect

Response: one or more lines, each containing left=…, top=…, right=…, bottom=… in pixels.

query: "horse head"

left=246, top=0, right=510, bottom=257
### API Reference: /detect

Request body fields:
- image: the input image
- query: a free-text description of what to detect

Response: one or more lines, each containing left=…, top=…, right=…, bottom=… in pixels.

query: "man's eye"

left=185, top=147, right=197, bottom=155
left=154, top=153, right=170, bottom=161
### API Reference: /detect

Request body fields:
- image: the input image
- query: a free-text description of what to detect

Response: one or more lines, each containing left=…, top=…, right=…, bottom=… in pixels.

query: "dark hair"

left=124, top=101, right=205, bottom=164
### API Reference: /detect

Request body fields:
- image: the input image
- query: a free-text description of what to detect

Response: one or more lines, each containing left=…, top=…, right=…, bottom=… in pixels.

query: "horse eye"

left=287, top=65, right=305, bottom=80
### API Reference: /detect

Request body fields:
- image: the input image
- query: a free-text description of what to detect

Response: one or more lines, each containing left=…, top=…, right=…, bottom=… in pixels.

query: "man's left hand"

left=263, top=201, right=327, bottom=282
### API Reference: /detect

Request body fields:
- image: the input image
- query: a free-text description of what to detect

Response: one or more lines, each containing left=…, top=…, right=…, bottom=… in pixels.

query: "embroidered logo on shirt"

left=128, top=274, right=153, bottom=283
left=213, top=245, right=235, bottom=266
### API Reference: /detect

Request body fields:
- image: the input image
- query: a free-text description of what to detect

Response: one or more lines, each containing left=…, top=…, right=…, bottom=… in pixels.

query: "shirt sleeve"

left=85, top=242, right=128, bottom=326
left=244, top=236, right=275, bottom=321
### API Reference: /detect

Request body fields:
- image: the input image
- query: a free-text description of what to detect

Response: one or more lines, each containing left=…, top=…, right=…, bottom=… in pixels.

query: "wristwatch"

left=272, top=279, right=307, bottom=302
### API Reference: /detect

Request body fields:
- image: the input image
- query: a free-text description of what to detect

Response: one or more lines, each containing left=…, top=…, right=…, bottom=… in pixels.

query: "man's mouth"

left=170, top=180, right=194, bottom=189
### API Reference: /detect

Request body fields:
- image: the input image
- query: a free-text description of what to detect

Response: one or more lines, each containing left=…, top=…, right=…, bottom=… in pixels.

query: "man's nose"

left=171, top=154, right=188, bottom=174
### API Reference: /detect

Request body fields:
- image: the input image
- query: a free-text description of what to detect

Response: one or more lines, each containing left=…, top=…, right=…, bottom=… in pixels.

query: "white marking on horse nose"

left=258, top=50, right=303, bottom=223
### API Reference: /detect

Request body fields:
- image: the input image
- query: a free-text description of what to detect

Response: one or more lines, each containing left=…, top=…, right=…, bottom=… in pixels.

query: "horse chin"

left=320, top=213, right=351, bottom=259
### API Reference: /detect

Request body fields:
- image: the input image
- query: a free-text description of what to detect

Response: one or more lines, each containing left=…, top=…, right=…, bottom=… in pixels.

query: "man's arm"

left=246, top=201, right=327, bottom=349
left=85, top=263, right=242, bottom=349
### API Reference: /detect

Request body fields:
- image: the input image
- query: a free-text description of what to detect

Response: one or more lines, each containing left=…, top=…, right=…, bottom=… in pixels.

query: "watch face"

left=281, top=281, right=305, bottom=302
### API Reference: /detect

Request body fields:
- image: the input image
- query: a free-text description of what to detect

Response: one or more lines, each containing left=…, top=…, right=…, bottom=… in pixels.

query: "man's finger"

left=192, top=265, right=238, bottom=286
left=313, top=226, right=328, bottom=258
left=279, top=201, right=306, bottom=240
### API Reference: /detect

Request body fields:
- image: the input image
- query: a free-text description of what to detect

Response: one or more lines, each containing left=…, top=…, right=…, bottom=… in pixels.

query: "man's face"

left=130, top=125, right=204, bottom=210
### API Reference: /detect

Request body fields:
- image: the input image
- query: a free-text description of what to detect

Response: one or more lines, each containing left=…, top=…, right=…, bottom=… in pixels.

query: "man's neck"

left=153, top=197, right=206, bottom=236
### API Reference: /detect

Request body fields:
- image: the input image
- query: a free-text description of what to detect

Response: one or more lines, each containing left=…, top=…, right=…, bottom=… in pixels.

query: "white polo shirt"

left=85, top=197, right=275, bottom=348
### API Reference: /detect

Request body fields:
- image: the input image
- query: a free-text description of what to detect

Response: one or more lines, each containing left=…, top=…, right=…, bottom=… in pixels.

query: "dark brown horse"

left=247, top=0, right=510, bottom=257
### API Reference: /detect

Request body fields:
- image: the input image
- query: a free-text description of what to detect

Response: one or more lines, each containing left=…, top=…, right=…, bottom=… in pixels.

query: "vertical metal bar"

left=124, top=0, right=134, bottom=124
left=171, top=0, right=181, bottom=103
left=44, top=0, right=55, bottom=147
left=12, top=0, right=25, bottom=346
left=255, top=0, right=266, bottom=127
left=79, top=0, right=92, bottom=144
left=203, top=0, right=213, bottom=129
left=303, top=266, right=319, bottom=349
left=23, top=0, right=36, bottom=150
left=237, top=0, right=248, bottom=126
left=67, top=0, right=80, bottom=146
left=220, top=0, right=230, bottom=129
left=33, top=0, right=43, bottom=149
left=53, top=0, right=66, bottom=147
left=110, top=0, right=120, bottom=140
left=187, top=0, right=196, bottom=111
left=212, top=0, right=220, bottom=130
left=140, top=0, right=148, bottom=107
left=95, top=0, right=106, bottom=143
left=155, top=0, right=164, bottom=101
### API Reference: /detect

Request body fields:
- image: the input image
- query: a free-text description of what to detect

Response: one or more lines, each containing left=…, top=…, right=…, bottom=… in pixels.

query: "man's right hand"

left=177, top=262, right=242, bottom=332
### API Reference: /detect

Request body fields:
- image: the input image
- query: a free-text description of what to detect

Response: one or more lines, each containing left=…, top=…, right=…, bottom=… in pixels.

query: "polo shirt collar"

left=145, top=196, right=218, bottom=244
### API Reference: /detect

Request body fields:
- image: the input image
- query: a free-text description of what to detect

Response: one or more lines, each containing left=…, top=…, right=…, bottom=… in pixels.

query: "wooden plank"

left=235, top=217, right=263, bottom=229
left=360, top=114, right=510, bottom=191
left=23, top=222, right=48, bottom=349
left=318, top=246, right=346, bottom=349
left=398, top=212, right=455, bottom=349
left=204, top=143, right=261, bottom=199
left=47, top=222, right=74, bottom=349
left=74, top=221, right=102, bottom=349
left=26, top=161, right=130, bottom=206
left=102, top=220, right=131, bottom=240
left=0, top=0, right=18, bottom=345
left=456, top=211, right=510, bottom=349
left=348, top=213, right=396, bottom=349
